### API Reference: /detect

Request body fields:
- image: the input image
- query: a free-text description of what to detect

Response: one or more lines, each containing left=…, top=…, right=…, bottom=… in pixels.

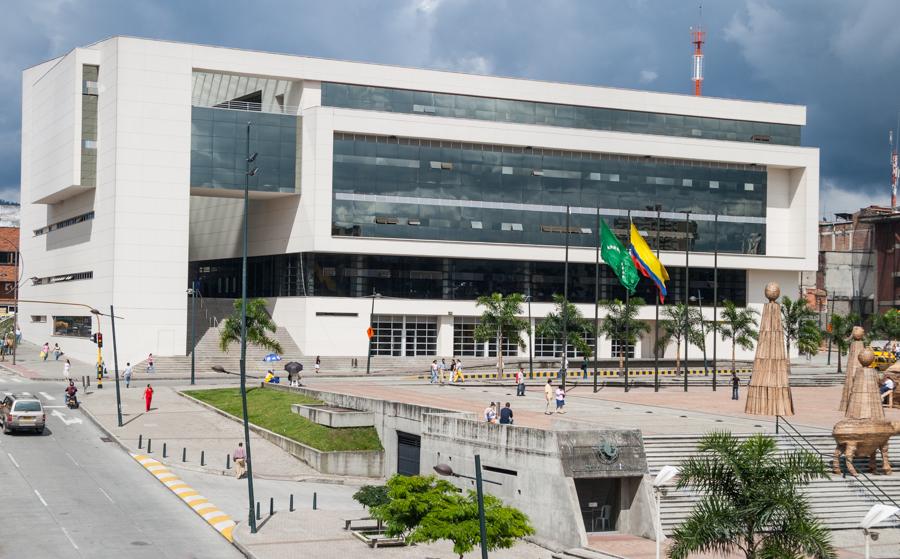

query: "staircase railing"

left=776, top=415, right=900, bottom=510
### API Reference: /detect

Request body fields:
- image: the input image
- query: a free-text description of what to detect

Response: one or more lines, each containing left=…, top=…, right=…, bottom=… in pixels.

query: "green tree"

left=535, top=294, right=595, bottom=360
left=218, top=298, right=283, bottom=354
left=371, top=475, right=458, bottom=539
left=871, top=309, right=900, bottom=341
left=718, top=301, right=759, bottom=374
left=353, top=484, right=390, bottom=512
left=780, top=296, right=819, bottom=357
left=597, top=297, right=649, bottom=368
left=657, top=303, right=705, bottom=375
left=668, top=432, right=835, bottom=559
left=826, top=312, right=860, bottom=374
left=473, top=293, right=528, bottom=374
left=409, top=491, right=535, bottom=559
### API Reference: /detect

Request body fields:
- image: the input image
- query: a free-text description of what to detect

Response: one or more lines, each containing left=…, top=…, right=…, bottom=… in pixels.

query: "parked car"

left=1, top=394, right=45, bottom=434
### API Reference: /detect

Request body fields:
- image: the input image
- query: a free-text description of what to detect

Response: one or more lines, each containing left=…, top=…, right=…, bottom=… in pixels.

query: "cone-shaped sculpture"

left=846, top=348, right=885, bottom=420
left=839, top=326, right=866, bottom=412
left=745, top=282, right=794, bottom=416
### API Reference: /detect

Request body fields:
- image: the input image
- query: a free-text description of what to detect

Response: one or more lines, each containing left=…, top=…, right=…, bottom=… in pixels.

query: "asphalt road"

left=0, top=372, right=243, bottom=559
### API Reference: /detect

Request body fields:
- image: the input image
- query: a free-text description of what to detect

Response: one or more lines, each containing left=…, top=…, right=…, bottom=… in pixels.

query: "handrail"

left=776, top=415, right=900, bottom=510
left=197, top=100, right=299, bottom=115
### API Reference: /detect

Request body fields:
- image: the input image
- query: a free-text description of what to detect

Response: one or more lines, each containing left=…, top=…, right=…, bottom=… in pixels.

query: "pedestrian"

left=124, top=362, right=133, bottom=388
left=147, top=353, right=154, bottom=373
left=515, top=366, right=526, bottom=396
left=544, top=379, right=554, bottom=415
left=555, top=385, right=567, bottom=414
left=429, top=360, right=438, bottom=384
left=731, top=371, right=740, bottom=400
left=581, top=358, right=589, bottom=380
left=449, top=359, right=457, bottom=383
left=144, top=384, right=154, bottom=412
left=15, top=326, right=21, bottom=345
left=41, top=342, right=49, bottom=361
left=453, top=358, right=465, bottom=383
left=439, top=358, right=448, bottom=384
left=315, top=356, right=321, bottom=374
left=233, top=442, right=247, bottom=479
left=63, top=359, right=71, bottom=380
left=53, top=343, right=62, bottom=360
left=499, top=402, right=514, bottom=425
left=484, top=402, right=497, bottom=424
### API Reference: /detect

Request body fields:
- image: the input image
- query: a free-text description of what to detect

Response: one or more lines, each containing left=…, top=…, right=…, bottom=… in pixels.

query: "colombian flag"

left=629, top=223, right=669, bottom=303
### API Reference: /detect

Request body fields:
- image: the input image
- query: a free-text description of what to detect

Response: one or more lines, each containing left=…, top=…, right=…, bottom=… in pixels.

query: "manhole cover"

left=131, top=541, right=150, bottom=546
left=100, top=436, right=112, bottom=443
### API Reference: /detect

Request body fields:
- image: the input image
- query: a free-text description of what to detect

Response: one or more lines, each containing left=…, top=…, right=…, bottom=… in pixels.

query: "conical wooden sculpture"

left=745, top=282, right=794, bottom=416
left=839, top=326, right=866, bottom=412
left=846, top=347, right=885, bottom=420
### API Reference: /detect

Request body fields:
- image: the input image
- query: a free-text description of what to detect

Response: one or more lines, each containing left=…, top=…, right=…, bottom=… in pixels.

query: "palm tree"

left=597, top=298, right=649, bottom=369
left=781, top=296, right=819, bottom=357
left=219, top=298, right=283, bottom=354
left=535, top=294, right=595, bottom=360
left=473, top=293, right=528, bottom=373
left=657, top=303, right=705, bottom=375
left=718, top=301, right=759, bottom=374
left=668, top=431, right=835, bottom=559
left=826, top=312, right=860, bottom=374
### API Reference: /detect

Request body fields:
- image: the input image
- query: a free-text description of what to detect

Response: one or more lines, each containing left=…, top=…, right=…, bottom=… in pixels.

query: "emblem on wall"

left=596, top=439, right=619, bottom=464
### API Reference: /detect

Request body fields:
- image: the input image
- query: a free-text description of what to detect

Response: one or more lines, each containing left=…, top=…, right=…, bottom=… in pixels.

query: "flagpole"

left=593, top=207, right=600, bottom=393
left=712, top=214, right=719, bottom=392
left=684, top=211, right=690, bottom=393
left=654, top=206, right=661, bottom=392
left=562, top=205, right=569, bottom=391
left=624, top=210, right=631, bottom=393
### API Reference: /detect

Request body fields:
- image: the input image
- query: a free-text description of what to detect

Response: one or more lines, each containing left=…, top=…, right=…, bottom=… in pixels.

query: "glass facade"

left=53, top=316, right=92, bottom=338
left=332, top=134, right=767, bottom=254
left=80, top=65, right=99, bottom=187
left=190, top=107, right=298, bottom=194
left=322, top=82, right=801, bottom=146
left=370, top=315, right=437, bottom=357
left=452, top=317, right=516, bottom=357
left=190, top=252, right=748, bottom=307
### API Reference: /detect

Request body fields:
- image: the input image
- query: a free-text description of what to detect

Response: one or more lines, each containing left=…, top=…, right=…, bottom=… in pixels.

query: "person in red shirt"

left=144, top=384, right=154, bottom=412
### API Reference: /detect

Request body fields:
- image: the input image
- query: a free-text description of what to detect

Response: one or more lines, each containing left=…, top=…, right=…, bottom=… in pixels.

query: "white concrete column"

left=437, top=314, right=454, bottom=357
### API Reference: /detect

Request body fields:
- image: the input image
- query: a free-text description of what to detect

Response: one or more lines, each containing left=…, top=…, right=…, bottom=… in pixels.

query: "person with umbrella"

left=284, top=361, right=303, bottom=387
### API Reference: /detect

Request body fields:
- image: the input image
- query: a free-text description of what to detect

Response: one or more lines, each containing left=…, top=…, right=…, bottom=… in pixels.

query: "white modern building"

left=19, top=36, right=818, bottom=365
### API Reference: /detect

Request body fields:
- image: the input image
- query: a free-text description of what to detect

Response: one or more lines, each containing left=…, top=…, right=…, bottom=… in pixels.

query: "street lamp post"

left=434, top=456, right=502, bottom=559
left=653, top=466, right=679, bottom=559
left=93, top=306, right=125, bottom=427
left=365, top=290, right=380, bottom=375
left=525, top=295, right=533, bottom=379
left=188, top=283, right=196, bottom=385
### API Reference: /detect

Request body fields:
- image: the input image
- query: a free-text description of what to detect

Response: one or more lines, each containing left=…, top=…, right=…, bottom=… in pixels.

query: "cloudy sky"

left=4, top=0, right=900, bottom=216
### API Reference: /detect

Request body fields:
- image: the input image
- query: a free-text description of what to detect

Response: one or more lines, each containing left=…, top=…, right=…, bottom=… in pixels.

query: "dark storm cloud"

left=3, top=0, right=899, bottom=214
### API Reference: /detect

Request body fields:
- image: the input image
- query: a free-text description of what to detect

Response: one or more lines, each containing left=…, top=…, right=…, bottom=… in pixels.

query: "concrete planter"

left=292, top=403, right=375, bottom=428
left=178, top=392, right=384, bottom=478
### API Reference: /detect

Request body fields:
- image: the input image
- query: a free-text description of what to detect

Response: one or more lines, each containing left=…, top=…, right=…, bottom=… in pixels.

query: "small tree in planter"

left=353, top=485, right=390, bottom=528
left=371, top=475, right=458, bottom=540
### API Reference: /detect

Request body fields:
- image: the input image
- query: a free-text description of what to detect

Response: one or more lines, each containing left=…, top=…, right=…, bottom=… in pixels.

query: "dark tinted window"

left=13, top=401, right=41, bottom=412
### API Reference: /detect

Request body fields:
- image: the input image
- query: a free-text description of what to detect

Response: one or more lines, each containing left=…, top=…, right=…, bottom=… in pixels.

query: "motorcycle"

left=65, top=392, right=79, bottom=409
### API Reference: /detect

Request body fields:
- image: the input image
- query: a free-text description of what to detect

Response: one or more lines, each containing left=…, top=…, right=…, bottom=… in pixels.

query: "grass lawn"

left=182, top=387, right=383, bottom=452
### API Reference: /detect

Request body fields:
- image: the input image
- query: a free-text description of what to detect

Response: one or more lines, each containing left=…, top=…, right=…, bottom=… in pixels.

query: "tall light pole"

left=689, top=291, right=708, bottom=376
left=93, top=307, right=125, bottom=427
left=239, top=121, right=259, bottom=533
left=188, top=283, right=196, bottom=385
left=365, top=290, right=380, bottom=375
left=434, top=456, right=502, bottom=559
left=525, top=295, right=533, bottom=379
left=653, top=466, right=679, bottom=559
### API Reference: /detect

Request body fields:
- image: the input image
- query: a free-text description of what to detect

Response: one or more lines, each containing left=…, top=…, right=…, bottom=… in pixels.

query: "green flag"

left=600, top=220, right=640, bottom=294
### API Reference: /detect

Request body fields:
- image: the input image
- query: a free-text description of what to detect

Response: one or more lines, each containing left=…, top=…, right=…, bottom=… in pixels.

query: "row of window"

left=33, top=211, right=95, bottom=237
left=31, top=271, right=93, bottom=286
left=321, top=82, right=801, bottom=145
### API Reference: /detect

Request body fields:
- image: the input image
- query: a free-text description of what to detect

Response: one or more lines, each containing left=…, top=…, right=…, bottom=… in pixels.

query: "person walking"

left=143, top=384, right=154, bottom=412
left=146, top=353, right=154, bottom=373
left=15, top=326, right=21, bottom=345
left=453, top=358, right=465, bottom=383
left=41, top=342, right=49, bottom=361
left=439, top=358, right=448, bottom=384
left=515, top=366, right=526, bottom=396
left=53, top=343, right=62, bottom=360
left=124, top=362, right=133, bottom=388
left=429, top=360, right=438, bottom=384
left=315, top=356, right=321, bottom=374
left=499, top=402, right=514, bottom=424
left=63, top=359, right=71, bottom=381
left=555, top=385, right=567, bottom=414
left=233, top=442, right=247, bottom=479
left=581, top=358, right=589, bottom=380
left=731, top=371, right=740, bottom=401
left=544, top=379, right=554, bottom=415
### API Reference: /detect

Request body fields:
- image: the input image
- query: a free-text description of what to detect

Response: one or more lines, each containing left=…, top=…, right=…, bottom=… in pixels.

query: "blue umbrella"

left=263, top=353, right=282, bottom=362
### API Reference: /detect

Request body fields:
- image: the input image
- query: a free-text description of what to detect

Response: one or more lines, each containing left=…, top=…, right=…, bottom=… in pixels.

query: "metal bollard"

left=87, top=376, right=90, bottom=387
left=147, top=439, right=152, bottom=453
left=313, top=492, right=317, bottom=510
left=256, top=502, right=261, bottom=521
left=182, top=447, right=186, bottom=462
left=163, top=443, right=167, bottom=458
left=201, top=450, right=205, bottom=466
left=269, top=497, right=274, bottom=516
left=290, top=494, right=294, bottom=512
left=138, top=434, right=143, bottom=449
left=226, top=454, right=230, bottom=469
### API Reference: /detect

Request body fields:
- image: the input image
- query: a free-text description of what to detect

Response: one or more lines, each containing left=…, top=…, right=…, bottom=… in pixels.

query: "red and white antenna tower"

left=891, top=128, right=898, bottom=209
left=690, top=6, right=705, bottom=96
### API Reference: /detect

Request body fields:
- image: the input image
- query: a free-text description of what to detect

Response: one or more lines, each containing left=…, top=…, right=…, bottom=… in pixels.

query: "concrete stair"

left=644, top=432, right=900, bottom=534
left=552, top=548, right=625, bottom=559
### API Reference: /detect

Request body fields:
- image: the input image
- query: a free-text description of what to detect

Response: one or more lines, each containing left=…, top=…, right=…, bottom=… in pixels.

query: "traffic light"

left=96, top=333, right=103, bottom=348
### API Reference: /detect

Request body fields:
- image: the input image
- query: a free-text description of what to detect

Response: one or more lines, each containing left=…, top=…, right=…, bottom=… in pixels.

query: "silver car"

left=1, top=395, right=45, bottom=434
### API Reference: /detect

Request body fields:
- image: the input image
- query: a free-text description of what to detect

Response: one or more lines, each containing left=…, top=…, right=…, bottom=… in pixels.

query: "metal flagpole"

left=684, top=211, right=690, bottom=392
left=712, top=214, right=719, bottom=391
left=562, top=205, right=570, bottom=391
left=654, top=206, right=661, bottom=392
left=625, top=210, right=631, bottom=393
left=593, top=207, right=600, bottom=393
